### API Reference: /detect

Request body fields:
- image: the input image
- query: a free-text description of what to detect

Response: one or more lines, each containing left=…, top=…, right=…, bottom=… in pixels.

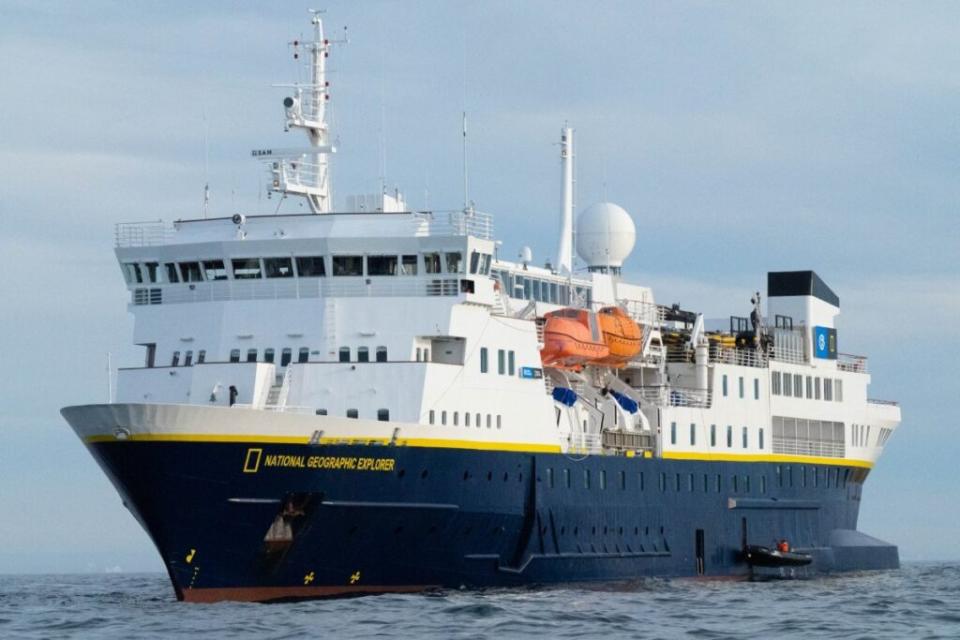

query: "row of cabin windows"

left=721, top=375, right=761, bottom=400
left=227, top=347, right=310, bottom=366
left=123, top=251, right=492, bottom=285
left=172, top=346, right=392, bottom=367
left=771, top=371, right=843, bottom=402
left=170, top=350, right=206, bottom=367
left=339, top=346, right=388, bottom=363
left=491, top=269, right=590, bottom=305
left=427, top=410, right=502, bottom=429
left=543, top=465, right=852, bottom=493
left=326, top=408, right=390, bottom=421
left=479, top=348, right=515, bottom=375
left=670, top=422, right=766, bottom=450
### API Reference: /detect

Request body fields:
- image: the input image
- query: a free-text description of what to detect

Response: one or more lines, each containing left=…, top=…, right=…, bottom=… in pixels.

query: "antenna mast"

left=256, top=11, right=346, bottom=214
left=462, top=111, right=470, bottom=211
left=556, top=126, right=574, bottom=274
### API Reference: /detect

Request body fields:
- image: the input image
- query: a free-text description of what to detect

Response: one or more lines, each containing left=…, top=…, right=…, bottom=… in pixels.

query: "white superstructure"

left=106, top=15, right=900, bottom=473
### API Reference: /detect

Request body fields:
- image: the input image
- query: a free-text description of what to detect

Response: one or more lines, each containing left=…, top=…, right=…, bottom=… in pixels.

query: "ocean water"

left=1, top=564, right=958, bottom=639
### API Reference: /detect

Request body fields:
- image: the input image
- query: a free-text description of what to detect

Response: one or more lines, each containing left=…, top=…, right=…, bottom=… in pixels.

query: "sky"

left=0, top=1, right=957, bottom=573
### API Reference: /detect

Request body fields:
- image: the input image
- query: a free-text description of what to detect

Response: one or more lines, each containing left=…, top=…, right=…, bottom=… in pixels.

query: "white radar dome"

left=575, top=202, right=636, bottom=271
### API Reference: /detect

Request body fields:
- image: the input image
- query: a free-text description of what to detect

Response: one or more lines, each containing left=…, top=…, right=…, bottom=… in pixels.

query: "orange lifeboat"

left=593, top=306, right=643, bottom=367
left=540, top=308, right=610, bottom=370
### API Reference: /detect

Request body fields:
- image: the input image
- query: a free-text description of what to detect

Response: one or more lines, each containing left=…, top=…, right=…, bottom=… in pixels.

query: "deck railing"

left=838, top=353, right=869, bottom=373
left=116, top=221, right=174, bottom=247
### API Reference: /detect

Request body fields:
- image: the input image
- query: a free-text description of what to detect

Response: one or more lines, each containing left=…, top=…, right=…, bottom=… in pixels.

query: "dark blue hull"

left=86, top=441, right=898, bottom=602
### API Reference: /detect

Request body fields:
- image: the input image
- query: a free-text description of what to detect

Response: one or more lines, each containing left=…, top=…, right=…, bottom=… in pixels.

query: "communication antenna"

left=203, top=112, right=210, bottom=219
left=462, top=111, right=469, bottom=211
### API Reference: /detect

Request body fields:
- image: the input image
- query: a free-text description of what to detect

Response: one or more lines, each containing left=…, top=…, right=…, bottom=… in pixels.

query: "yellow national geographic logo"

left=243, top=448, right=263, bottom=473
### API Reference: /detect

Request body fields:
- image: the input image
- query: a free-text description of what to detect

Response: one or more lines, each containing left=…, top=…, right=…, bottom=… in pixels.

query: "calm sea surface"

left=1, top=564, right=958, bottom=639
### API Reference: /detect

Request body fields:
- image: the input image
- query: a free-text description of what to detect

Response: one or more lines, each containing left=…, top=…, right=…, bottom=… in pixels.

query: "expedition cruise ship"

left=62, top=14, right=902, bottom=602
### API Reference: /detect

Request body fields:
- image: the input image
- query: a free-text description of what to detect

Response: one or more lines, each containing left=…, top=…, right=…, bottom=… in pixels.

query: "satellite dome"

left=575, top=202, right=636, bottom=274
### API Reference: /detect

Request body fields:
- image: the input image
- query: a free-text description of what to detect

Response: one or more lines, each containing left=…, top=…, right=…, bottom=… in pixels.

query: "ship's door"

left=695, top=529, right=705, bottom=575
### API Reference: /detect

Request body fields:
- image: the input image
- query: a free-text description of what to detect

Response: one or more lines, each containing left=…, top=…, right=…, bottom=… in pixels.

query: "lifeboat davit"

left=540, top=308, right=609, bottom=370
left=593, top=306, right=643, bottom=367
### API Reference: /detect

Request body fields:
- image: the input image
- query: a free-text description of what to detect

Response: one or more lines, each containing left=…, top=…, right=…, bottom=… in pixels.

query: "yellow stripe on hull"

left=662, top=450, right=874, bottom=469
left=84, top=433, right=562, bottom=454
left=84, top=433, right=872, bottom=466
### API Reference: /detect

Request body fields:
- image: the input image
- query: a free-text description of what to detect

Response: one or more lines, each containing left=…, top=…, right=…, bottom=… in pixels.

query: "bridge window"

left=246, top=349, right=257, bottom=363
left=123, top=263, right=144, bottom=284
left=332, top=255, right=363, bottom=276
left=295, top=256, right=325, bottom=277
left=480, top=347, right=489, bottom=373
left=357, top=347, right=369, bottom=363
left=376, top=346, right=388, bottom=362
left=339, top=347, right=350, bottom=362
left=445, top=252, right=463, bottom=274
left=368, top=255, right=398, bottom=276
left=179, top=262, right=203, bottom=282
left=144, top=262, right=160, bottom=283
left=229, top=349, right=240, bottom=363
left=203, top=260, right=228, bottom=281
left=377, top=409, right=389, bottom=422
left=281, top=348, right=292, bottom=367
left=469, top=251, right=481, bottom=274
left=164, top=262, right=180, bottom=283
left=232, top=258, right=262, bottom=279
left=424, top=253, right=441, bottom=274
left=298, top=347, right=309, bottom=363
left=347, top=409, right=358, bottom=419
left=400, top=255, right=418, bottom=275
left=171, top=350, right=180, bottom=366
left=264, top=348, right=275, bottom=363
left=264, top=257, right=294, bottom=278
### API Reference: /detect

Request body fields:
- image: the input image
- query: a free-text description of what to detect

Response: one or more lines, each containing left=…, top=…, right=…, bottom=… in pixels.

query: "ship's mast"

left=556, top=126, right=574, bottom=274
left=258, top=12, right=344, bottom=213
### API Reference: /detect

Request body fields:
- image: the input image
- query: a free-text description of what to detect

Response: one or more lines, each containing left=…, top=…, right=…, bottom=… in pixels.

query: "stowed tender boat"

left=541, top=309, right=610, bottom=369
left=62, top=14, right=903, bottom=603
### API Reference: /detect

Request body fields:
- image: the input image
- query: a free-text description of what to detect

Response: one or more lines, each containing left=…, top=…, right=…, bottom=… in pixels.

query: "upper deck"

left=115, top=209, right=494, bottom=248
